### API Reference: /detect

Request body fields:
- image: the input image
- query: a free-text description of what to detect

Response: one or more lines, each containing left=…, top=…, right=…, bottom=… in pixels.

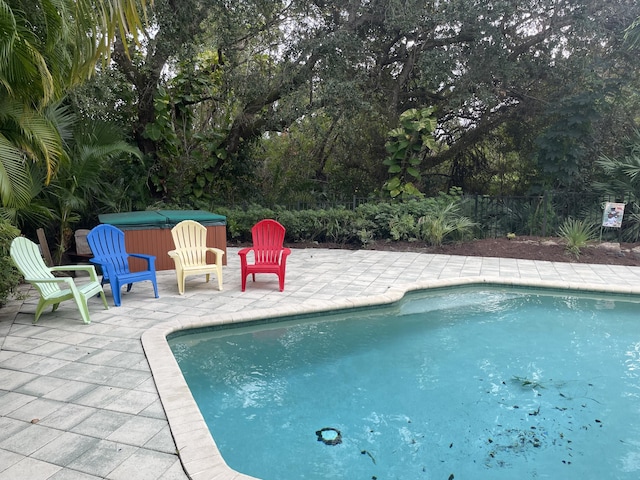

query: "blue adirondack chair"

left=87, top=224, right=159, bottom=306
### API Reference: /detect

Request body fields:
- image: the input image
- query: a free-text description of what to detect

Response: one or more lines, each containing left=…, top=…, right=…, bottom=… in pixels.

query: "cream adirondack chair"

left=168, top=220, right=224, bottom=294
left=10, top=237, right=108, bottom=324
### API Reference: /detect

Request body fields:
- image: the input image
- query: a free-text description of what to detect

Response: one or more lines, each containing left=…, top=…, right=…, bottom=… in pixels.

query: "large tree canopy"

left=76, top=0, right=640, bottom=203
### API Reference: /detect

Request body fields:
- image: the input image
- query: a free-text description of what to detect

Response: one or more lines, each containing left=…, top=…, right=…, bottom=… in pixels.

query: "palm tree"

left=46, top=119, right=142, bottom=263
left=0, top=0, right=148, bottom=208
left=2, top=103, right=142, bottom=263
left=626, top=17, right=640, bottom=49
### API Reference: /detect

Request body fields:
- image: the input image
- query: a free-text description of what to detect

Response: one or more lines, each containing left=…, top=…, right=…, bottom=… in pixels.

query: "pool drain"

left=316, top=427, right=342, bottom=445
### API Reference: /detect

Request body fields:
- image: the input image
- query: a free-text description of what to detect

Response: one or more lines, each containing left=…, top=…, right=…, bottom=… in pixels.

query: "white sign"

left=602, top=202, right=625, bottom=228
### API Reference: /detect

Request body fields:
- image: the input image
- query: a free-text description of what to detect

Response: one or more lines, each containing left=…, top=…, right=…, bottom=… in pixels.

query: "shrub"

left=220, top=196, right=475, bottom=247
left=277, top=209, right=324, bottom=242
left=0, top=219, right=21, bottom=307
left=389, top=214, right=418, bottom=241
left=216, top=205, right=276, bottom=242
left=320, top=209, right=358, bottom=244
left=557, top=218, right=598, bottom=258
left=417, top=202, right=477, bottom=246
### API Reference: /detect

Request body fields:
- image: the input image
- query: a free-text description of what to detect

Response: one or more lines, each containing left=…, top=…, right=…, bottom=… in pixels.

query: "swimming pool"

left=168, top=287, right=640, bottom=479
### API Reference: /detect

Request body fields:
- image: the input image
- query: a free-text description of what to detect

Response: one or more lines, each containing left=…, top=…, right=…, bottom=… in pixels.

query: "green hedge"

left=0, top=219, right=21, bottom=306
left=217, top=194, right=475, bottom=246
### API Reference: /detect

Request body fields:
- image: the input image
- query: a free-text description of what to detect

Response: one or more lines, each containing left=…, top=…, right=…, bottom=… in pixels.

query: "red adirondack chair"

left=238, top=219, right=291, bottom=291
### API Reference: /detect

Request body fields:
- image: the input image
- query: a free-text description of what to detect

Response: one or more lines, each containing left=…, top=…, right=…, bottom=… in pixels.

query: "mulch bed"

left=275, top=236, right=640, bottom=267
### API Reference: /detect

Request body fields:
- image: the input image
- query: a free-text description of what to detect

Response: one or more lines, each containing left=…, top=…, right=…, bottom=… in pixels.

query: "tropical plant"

left=593, top=130, right=640, bottom=241
left=0, top=0, right=147, bottom=209
left=417, top=202, right=477, bottom=247
left=383, top=108, right=438, bottom=198
left=625, top=16, right=640, bottom=49
left=0, top=218, right=21, bottom=306
left=2, top=105, right=143, bottom=262
left=595, top=130, right=640, bottom=192
left=557, top=218, right=598, bottom=258
left=46, top=120, right=142, bottom=263
left=389, top=214, right=418, bottom=241
left=0, top=98, right=67, bottom=209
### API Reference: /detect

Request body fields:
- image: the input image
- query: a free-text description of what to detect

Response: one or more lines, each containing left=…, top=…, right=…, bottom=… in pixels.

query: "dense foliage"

left=63, top=0, right=640, bottom=205
left=1, top=0, right=640, bottom=297
left=217, top=194, right=478, bottom=246
left=0, top=0, right=147, bottom=208
left=0, top=218, right=20, bottom=306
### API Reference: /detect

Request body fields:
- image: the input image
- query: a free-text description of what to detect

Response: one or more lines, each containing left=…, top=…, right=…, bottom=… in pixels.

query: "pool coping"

left=141, top=276, right=640, bottom=480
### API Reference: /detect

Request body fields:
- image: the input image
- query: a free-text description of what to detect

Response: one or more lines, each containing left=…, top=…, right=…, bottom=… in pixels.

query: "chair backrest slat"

left=251, top=219, right=286, bottom=265
left=10, top=237, right=60, bottom=297
left=87, top=225, right=130, bottom=275
left=171, top=220, right=208, bottom=266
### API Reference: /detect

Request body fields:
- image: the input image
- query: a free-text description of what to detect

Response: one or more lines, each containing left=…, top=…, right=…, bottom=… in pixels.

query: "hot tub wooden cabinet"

left=98, top=210, right=227, bottom=271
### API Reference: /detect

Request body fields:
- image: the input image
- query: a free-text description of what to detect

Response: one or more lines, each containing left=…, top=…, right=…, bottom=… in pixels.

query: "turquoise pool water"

left=169, top=287, right=640, bottom=479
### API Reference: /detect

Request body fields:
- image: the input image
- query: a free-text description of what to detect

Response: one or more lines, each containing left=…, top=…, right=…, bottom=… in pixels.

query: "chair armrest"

left=279, top=248, right=292, bottom=263
left=24, top=276, right=75, bottom=286
left=167, top=250, right=184, bottom=267
left=204, top=248, right=225, bottom=258
left=87, top=257, right=108, bottom=266
left=129, top=253, right=155, bottom=261
left=129, top=253, right=157, bottom=268
left=88, top=257, right=114, bottom=279
left=50, top=265, right=97, bottom=272
left=237, top=247, right=253, bottom=267
left=50, top=265, right=100, bottom=282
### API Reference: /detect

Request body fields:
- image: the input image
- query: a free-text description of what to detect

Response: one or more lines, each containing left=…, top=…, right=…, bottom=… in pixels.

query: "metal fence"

left=461, top=192, right=635, bottom=238
left=283, top=196, right=370, bottom=211
left=264, top=191, right=636, bottom=239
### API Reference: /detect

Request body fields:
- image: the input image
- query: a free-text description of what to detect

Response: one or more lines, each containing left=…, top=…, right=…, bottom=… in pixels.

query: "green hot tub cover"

left=158, top=210, right=226, bottom=226
left=98, top=211, right=167, bottom=229
left=99, top=210, right=226, bottom=229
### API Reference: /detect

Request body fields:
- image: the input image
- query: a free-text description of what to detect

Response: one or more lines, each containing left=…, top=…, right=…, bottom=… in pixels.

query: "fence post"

left=542, top=192, right=548, bottom=237
left=474, top=195, right=478, bottom=225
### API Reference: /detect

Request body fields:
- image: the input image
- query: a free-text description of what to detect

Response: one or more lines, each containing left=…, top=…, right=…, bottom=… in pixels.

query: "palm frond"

left=0, top=133, right=32, bottom=207
left=0, top=0, right=17, bottom=91
left=625, top=16, right=640, bottom=50
left=1, top=0, right=149, bottom=209
left=16, top=109, right=67, bottom=182
left=621, top=155, right=640, bottom=181
left=45, top=102, right=77, bottom=145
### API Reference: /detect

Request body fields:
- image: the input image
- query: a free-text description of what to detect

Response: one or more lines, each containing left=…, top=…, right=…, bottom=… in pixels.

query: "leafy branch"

left=383, top=107, right=438, bottom=198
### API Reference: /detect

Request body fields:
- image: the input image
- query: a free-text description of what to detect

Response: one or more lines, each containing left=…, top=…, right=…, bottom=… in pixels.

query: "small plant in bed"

left=557, top=218, right=598, bottom=258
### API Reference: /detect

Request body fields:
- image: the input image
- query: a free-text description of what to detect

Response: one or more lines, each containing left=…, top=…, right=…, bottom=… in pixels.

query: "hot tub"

left=98, top=210, right=227, bottom=271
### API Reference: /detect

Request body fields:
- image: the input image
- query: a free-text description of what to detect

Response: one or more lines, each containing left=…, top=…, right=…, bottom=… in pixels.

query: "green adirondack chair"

left=10, top=236, right=108, bottom=324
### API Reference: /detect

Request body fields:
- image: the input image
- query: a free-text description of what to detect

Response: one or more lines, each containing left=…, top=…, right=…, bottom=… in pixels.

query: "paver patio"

left=1, top=247, right=640, bottom=479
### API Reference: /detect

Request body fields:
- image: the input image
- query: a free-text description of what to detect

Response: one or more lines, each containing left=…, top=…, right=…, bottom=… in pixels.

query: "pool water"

left=169, top=288, right=640, bottom=479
